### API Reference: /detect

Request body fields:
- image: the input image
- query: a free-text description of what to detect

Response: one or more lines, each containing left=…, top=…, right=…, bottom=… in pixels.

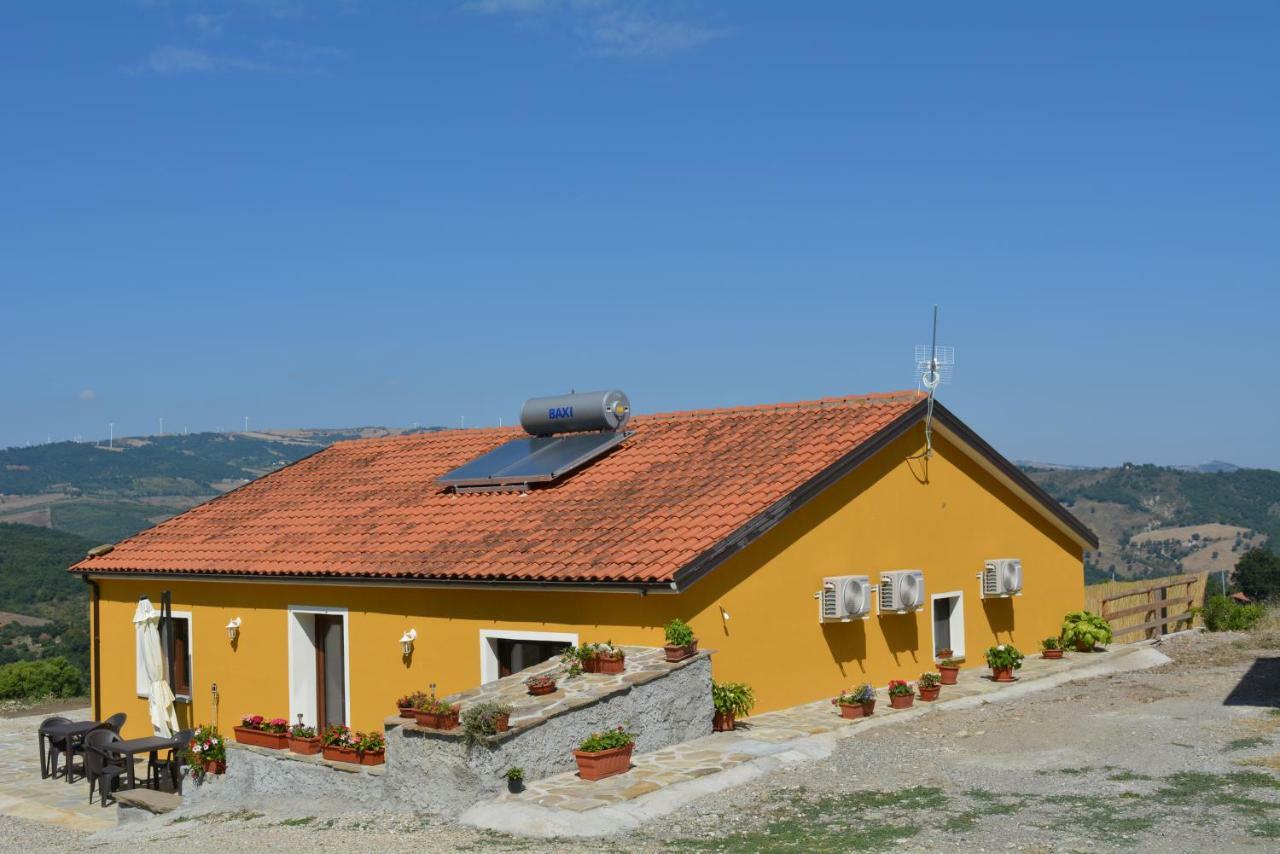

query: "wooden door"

left=314, top=614, right=346, bottom=730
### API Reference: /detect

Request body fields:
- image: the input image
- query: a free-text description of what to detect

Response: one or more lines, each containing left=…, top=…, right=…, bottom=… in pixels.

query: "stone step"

left=115, top=788, right=181, bottom=815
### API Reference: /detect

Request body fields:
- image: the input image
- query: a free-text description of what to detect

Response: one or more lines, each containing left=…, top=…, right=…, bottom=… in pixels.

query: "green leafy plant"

left=837, top=683, right=875, bottom=705
left=503, top=766, right=524, bottom=782
left=560, top=641, right=625, bottom=676
left=711, top=681, right=756, bottom=717
left=460, top=700, right=515, bottom=747
left=664, top=618, right=696, bottom=647
left=1199, top=595, right=1265, bottom=631
left=578, top=726, right=635, bottom=753
left=397, top=691, right=428, bottom=709
left=355, top=730, right=385, bottom=755
left=984, top=644, right=1025, bottom=670
left=1040, top=636, right=1061, bottom=651
left=918, top=672, right=941, bottom=689
left=938, top=658, right=963, bottom=668
left=1061, top=611, right=1113, bottom=650
left=320, top=724, right=357, bottom=748
left=524, top=673, right=557, bottom=691
left=413, top=694, right=458, bottom=715
left=887, top=679, right=914, bottom=698
left=289, top=723, right=316, bottom=739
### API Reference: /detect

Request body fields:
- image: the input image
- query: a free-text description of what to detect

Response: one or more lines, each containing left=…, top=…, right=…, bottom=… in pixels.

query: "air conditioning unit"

left=983, top=558, right=1023, bottom=597
left=820, top=575, right=872, bottom=622
left=879, top=570, right=926, bottom=613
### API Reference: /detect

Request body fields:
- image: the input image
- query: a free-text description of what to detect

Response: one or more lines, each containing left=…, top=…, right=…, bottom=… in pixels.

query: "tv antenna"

left=913, top=305, right=954, bottom=458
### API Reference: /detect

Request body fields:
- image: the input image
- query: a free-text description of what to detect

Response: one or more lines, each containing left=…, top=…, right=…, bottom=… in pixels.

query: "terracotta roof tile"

left=71, top=391, right=924, bottom=585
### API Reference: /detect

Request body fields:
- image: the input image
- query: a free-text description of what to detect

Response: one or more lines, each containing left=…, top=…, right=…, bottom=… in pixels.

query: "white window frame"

left=478, top=629, right=578, bottom=685
left=287, top=605, right=351, bottom=729
left=137, top=610, right=193, bottom=703
left=930, top=591, right=965, bottom=659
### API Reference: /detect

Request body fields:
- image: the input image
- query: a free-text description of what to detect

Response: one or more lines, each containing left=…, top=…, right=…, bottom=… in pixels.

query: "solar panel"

left=438, top=430, right=632, bottom=489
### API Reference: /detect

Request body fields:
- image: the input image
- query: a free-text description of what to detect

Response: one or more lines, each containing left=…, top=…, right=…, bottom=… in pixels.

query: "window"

left=478, top=630, right=578, bottom=684
left=136, top=611, right=193, bottom=702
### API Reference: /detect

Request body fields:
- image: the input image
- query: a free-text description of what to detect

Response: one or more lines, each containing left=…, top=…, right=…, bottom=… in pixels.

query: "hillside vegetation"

left=1026, top=464, right=1280, bottom=582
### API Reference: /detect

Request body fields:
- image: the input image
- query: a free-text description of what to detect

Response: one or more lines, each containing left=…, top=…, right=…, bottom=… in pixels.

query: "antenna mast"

left=914, top=305, right=954, bottom=458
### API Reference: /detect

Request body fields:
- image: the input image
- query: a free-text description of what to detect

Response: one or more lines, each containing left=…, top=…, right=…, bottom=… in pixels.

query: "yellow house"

left=71, top=391, right=1096, bottom=738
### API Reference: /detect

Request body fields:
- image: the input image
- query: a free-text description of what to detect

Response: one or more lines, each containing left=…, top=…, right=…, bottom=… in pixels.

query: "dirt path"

left=3, top=629, right=1277, bottom=852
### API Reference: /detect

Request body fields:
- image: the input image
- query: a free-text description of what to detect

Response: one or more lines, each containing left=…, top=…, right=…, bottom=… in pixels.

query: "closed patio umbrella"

left=133, top=598, right=179, bottom=737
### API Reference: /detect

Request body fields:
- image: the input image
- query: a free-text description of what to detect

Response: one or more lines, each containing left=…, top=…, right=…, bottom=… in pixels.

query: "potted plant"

left=397, top=691, right=428, bottom=718
left=233, top=715, right=289, bottom=749
left=287, top=722, right=321, bottom=755
left=835, top=683, right=876, bottom=719
left=503, top=766, right=525, bottom=794
left=353, top=730, right=386, bottom=766
left=1061, top=611, right=1113, bottom=652
left=985, top=643, right=1025, bottom=681
left=412, top=695, right=460, bottom=730
left=320, top=724, right=359, bottom=762
left=525, top=673, right=558, bottom=696
left=937, top=658, right=962, bottom=685
left=573, top=726, right=635, bottom=781
left=887, top=680, right=915, bottom=709
left=461, top=700, right=515, bottom=747
left=711, top=681, right=755, bottom=731
left=183, top=725, right=226, bottom=778
left=1040, top=636, right=1064, bottom=660
left=936, top=647, right=954, bottom=660
left=579, top=641, right=626, bottom=674
left=663, top=618, right=698, bottom=662
left=917, top=672, right=941, bottom=702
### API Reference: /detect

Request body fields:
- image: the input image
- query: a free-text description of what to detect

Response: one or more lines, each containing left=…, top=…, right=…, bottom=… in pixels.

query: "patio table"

left=113, top=735, right=184, bottom=791
left=42, top=720, right=102, bottom=783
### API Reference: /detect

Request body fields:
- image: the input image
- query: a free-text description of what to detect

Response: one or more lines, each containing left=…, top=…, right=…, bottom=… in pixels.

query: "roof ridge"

left=634, top=390, right=923, bottom=423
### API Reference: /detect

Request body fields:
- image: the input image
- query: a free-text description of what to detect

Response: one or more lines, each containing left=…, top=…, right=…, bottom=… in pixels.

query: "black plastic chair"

left=148, top=729, right=194, bottom=793
left=38, top=716, right=71, bottom=779
left=55, top=712, right=126, bottom=784
left=85, top=730, right=127, bottom=807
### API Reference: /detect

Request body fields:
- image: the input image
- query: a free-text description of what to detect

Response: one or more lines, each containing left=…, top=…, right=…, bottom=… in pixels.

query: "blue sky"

left=2, top=1, right=1277, bottom=467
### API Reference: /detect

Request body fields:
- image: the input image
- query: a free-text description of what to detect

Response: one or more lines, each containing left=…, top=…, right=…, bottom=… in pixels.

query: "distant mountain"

left=0, top=426, right=440, bottom=543
left=1172, top=460, right=1242, bottom=474
left=1024, top=464, right=1279, bottom=582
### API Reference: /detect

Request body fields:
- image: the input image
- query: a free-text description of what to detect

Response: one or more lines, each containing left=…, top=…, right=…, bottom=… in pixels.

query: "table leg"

left=127, top=752, right=136, bottom=790
left=63, top=735, right=74, bottom=784
left=39, top=735, right=47, bottom=779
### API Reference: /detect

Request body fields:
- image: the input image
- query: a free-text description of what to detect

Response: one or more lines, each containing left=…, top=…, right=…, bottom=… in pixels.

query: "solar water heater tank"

left=520, top=390, right=631, bottom=436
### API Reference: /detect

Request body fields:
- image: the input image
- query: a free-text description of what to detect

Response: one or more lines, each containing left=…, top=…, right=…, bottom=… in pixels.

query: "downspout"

left=80, top=577, right=102, bottom=722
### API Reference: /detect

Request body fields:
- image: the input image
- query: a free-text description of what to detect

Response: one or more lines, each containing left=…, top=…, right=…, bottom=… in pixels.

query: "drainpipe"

left=80, top=577, right=102, bottom=722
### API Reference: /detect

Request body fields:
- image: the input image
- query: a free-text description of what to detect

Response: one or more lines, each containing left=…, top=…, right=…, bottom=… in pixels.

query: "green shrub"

left=1236, top=548, right=1280, bottom=602
left=0, top=657, right=84, bottom=701
left=1061, top=611, right=1113, bottom=650
left=578, top=726, right=634, bottom=752
left=1200, top=595, right=1265, bottom=632
left=663, top=618, right=695, bottom=647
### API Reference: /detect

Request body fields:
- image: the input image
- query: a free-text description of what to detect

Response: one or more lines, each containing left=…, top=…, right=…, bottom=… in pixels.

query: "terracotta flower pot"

left=287, top=735, right=322, bottom=755
left=322, top=745, right=356, bottom=763
left=591, top=655, right=626, bottom=674
left=527, top=681, right=557, bottom=696
left=991, top=666, right=1015, bottom=682
left=574, top=743, right=634, bottom=781
left=1075, top=640, right=1094, bottom=653
left=398, top=707, right=417, bottom=718
left=664, top=641, right=698, bottom=662
left=1042, top=649, right=1064, bottom=660
left=494, top=713, right=510, bottom=733
left=839, top=703, right=869, bottom=719
left=918, top=686, right=940, bottom=702
left=356, top=750, right=385, bottom=766
left=938, top=665, right=960, bottom=685
left=201, top=759, right=226, bottom=775
left=712, top=710, right=736, bottom=732
left=889, top=694, right=914, bottom=710
left=233, top=726, right=288, bottom=749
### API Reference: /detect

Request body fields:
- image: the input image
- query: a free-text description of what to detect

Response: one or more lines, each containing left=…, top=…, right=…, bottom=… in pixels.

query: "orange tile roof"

left=71, top=392, right=926, bottom=586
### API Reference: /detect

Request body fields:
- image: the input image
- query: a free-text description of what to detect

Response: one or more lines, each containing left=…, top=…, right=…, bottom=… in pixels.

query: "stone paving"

left=498, top=648, right=1111, bottom=812
left=0, top=707, right=113, bottom=832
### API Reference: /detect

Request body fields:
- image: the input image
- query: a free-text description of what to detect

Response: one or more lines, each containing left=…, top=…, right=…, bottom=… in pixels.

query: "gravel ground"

left=4, top=628, right=1278, bottom=852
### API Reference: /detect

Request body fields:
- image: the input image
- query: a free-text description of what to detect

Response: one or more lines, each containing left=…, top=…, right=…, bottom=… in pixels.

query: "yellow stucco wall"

left=90, top=425, right=1084, bottom=738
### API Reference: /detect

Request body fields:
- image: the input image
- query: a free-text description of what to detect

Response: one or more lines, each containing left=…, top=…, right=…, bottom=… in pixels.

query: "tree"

left=1234, top=548, right=1280, bottom=602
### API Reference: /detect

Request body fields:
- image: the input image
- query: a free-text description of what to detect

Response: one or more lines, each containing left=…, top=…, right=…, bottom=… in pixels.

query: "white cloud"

left=142, top=39, right=342, bottom=75
left=579, top=8, right=719, bottom=57
left=187, top=13, right=229, bottom=35
left=79, top=389, right=96, bottom=401
left=461, top=0, right=720, bottom=58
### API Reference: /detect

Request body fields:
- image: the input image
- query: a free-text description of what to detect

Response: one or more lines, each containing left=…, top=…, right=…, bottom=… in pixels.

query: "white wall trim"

left=930, top=590, right=965, bottom=659
left=287, top=605, right=351, bottom=728
left=478, top=629, right=578, bottom=685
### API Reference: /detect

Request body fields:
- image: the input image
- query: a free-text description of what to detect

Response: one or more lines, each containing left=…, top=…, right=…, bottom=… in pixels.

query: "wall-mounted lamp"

left=719, top=607, right=731, bottom=623
left=399, top=628, right=417, bottom=657
left=226, top=617, right=241, bottom=642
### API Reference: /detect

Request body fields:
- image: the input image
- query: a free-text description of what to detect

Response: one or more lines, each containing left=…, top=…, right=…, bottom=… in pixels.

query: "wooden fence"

left=1084, top=571, right=1217, bottom=640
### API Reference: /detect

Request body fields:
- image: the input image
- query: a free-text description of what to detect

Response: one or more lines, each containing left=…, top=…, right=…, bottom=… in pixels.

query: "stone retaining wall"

left=183, top=648, right=712, bottom=818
